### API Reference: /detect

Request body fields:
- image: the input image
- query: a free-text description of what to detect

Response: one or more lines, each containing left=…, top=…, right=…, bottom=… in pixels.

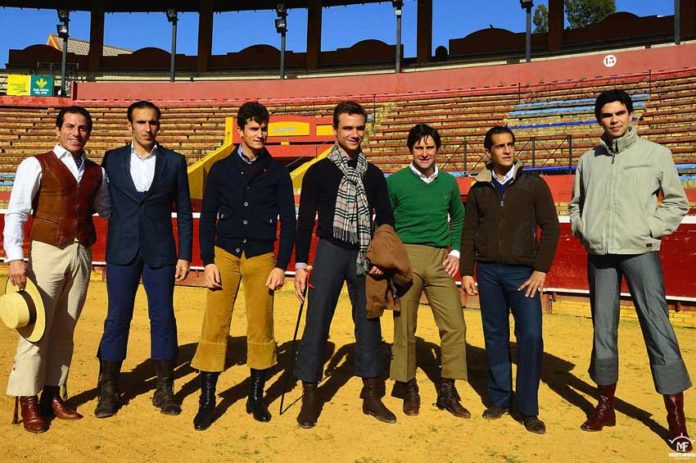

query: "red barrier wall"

left=1, top=214, right=694, bottom=299
left=73, top=43, right=696, bottom=103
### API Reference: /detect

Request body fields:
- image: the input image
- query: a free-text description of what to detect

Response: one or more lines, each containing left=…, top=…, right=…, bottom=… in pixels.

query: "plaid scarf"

left=328, top=144, right=371, bottom=275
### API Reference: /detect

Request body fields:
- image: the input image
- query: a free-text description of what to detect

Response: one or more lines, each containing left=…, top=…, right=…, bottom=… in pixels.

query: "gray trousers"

left=294, top=239, right=383, bottom=383
left=588, top=252, right=691, bottom=395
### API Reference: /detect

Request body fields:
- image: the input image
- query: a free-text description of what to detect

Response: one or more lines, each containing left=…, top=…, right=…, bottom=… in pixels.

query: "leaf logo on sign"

left=35, top=78, right=48, bottom=88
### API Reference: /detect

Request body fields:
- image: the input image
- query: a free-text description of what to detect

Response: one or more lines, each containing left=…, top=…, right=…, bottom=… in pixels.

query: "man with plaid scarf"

left=293, top=101, right=395, bottom=428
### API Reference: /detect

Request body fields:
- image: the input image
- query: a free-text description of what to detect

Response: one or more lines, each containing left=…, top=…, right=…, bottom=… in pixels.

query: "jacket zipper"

left=495, top=179, right=512, bottom=262
left=498, top=194, right=504, bottom=262
left=605, top=151, right=616, bottom=253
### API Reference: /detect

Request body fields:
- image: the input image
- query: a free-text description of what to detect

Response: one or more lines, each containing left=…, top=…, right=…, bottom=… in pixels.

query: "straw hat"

left=0, top=277, right=45, bottom=342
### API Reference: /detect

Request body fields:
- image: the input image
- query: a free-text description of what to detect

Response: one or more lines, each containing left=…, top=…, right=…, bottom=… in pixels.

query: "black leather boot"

left=94, top=360, right=122, bottom=418
left=361, top=377, right=397, bottom=424
left=246, top=369, right=271, bottom=422
left=297, top=382, right=319, bottom=429
left=193, top=372, right=219, bottom=431
left=152, top=360, right=181, bottom=415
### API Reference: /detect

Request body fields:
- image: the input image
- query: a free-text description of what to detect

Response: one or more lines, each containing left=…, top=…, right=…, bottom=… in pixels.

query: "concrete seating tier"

left=0, top=105, right=230, bottom=170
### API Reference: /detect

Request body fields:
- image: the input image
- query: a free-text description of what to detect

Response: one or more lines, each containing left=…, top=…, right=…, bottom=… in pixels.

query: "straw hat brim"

left=3, top=276, right=46, bottom=343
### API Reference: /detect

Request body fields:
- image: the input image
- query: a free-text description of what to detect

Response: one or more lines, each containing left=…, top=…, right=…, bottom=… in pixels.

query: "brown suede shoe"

left=40, top=386, right=82, bottom=420
left=19, top=396, right=47, bottom=433
left=581, top=384, right=616, bottom=432
left=362, top=378, right=396, bottom=424
left=393, top=379, right=420, bottom=416
left=435, top=379, right=471, bottom=419
left=665, top=393, right=693, bottom=453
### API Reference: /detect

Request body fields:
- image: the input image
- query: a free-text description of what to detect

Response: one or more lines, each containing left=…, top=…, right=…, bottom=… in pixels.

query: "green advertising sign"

left=30, top=75, right=54, bottom=97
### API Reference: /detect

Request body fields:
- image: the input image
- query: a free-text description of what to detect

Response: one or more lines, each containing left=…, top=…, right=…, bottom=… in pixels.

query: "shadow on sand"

left=66, top=332, right=666, bottom=442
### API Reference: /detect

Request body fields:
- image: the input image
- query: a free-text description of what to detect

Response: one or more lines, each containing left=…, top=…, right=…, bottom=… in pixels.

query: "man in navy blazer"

left=94, top=101, right=193, bottom=419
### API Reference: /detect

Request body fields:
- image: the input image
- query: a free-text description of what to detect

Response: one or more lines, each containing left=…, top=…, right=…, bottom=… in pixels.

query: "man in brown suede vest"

left=3, top=106, right=111, bottom=433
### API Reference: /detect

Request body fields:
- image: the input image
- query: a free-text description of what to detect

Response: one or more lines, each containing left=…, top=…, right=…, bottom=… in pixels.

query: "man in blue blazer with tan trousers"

left=94, top=101, right=193, bottom=419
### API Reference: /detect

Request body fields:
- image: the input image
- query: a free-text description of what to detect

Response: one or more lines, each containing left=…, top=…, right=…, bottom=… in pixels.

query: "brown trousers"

left=191, top=247, right=276, bottom=372
left=390, top=245, right=467, bottom=383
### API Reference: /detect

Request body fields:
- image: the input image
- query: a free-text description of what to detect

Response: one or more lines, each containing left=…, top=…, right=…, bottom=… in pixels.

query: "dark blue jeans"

left=476, top=262, right=543, bottom=417
left=98, top=256, right=178, bottom=362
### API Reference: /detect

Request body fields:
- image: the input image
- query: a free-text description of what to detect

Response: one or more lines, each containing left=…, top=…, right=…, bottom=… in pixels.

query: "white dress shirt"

left=492, top=164, right=516, bottom=185
left=408, top=163, right=460, bottom=260
left=3, top=144, right=112, bottom=262
left=130, top=143, right=158, bottom=192
left=409, top=163, right=439, bottom=184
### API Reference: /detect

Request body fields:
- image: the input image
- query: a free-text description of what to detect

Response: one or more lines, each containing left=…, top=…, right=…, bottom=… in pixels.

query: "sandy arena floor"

left=0, top=280, right=694, bottom=463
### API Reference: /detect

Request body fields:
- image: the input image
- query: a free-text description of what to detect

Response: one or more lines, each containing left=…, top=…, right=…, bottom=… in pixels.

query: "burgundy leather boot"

left=664, top=393, right=693, bottom=453
left=581, top=383, right=617, bottom=431
left=40, top=385, right=82, bottom=420
left=18, top=396, right=48, bottom=433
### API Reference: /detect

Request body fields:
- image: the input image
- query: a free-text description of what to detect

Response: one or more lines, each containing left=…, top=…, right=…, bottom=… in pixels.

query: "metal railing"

left=439, top=133, right=601, bottom=175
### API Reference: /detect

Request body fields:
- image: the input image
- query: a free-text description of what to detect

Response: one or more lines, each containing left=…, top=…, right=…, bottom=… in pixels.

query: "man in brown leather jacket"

left=461, top=125, right=559, bottom=434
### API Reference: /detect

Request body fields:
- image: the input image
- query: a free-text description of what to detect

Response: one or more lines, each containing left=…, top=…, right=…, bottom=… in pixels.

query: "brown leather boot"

left=664, top=393, right=693, bottom=453
left=581, top=383, right=616, bottom=431
left=361, top=377, right=396, bottom=424
left=436, top=378, right=471, bottom=418
left=40, top=386, right=82, bottom=420
left=393, top=379, right=420, bottom=416
left=297, top=382, right=320, bottom=429
left=18, top=396, right=47, bottom=433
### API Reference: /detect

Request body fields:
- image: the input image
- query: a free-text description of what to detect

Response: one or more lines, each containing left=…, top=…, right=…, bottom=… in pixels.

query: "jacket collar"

left=599, top=125, right=639, bottom=155
left=232, top=146, right=272, bottom=166
left=473, top=159, right=523, bottom=184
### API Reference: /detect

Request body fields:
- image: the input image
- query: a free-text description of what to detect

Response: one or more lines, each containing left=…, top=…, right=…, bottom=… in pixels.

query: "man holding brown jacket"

left=461, top=126, right=559, bottom=434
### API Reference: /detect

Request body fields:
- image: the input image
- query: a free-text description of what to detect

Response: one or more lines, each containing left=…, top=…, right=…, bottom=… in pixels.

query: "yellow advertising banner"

left=7, top=74, right=31, bottom=96
left=269, top=121, right=310, bottom=137
left=316, top=125, right=334, bottom=136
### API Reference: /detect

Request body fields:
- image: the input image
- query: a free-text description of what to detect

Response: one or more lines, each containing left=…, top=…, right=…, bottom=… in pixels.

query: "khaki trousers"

left=390, top=244, right=467, bottom=383
left=7, top=241, right=92, bottom=397
left=191, top=247, right=277, bottom=372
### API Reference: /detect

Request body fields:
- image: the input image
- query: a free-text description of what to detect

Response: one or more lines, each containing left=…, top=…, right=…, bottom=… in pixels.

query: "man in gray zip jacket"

left=570, top=89, right=691, bottom=453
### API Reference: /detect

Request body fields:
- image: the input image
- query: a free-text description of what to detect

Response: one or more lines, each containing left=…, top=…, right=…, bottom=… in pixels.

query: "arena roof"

left=0, top=0, right=387, bottom=13
left=46, top=34, right=132, bottom=56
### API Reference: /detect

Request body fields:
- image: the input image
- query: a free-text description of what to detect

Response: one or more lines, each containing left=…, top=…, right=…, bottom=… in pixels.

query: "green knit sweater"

left=387, top=167, right=465, bottom=251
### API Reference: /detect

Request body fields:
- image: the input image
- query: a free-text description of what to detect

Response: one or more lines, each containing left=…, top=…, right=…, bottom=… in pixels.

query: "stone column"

left=197, top=0, right=214, bottom=73
left=548, top=0, right=564, bottom=52
left=87, top=2, right=105, bottom=72
left=417, top=0, right=432, bottom=64
left=681, top=0, right=696, bottom=37
left=307, top=0, right=323, bottom=70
